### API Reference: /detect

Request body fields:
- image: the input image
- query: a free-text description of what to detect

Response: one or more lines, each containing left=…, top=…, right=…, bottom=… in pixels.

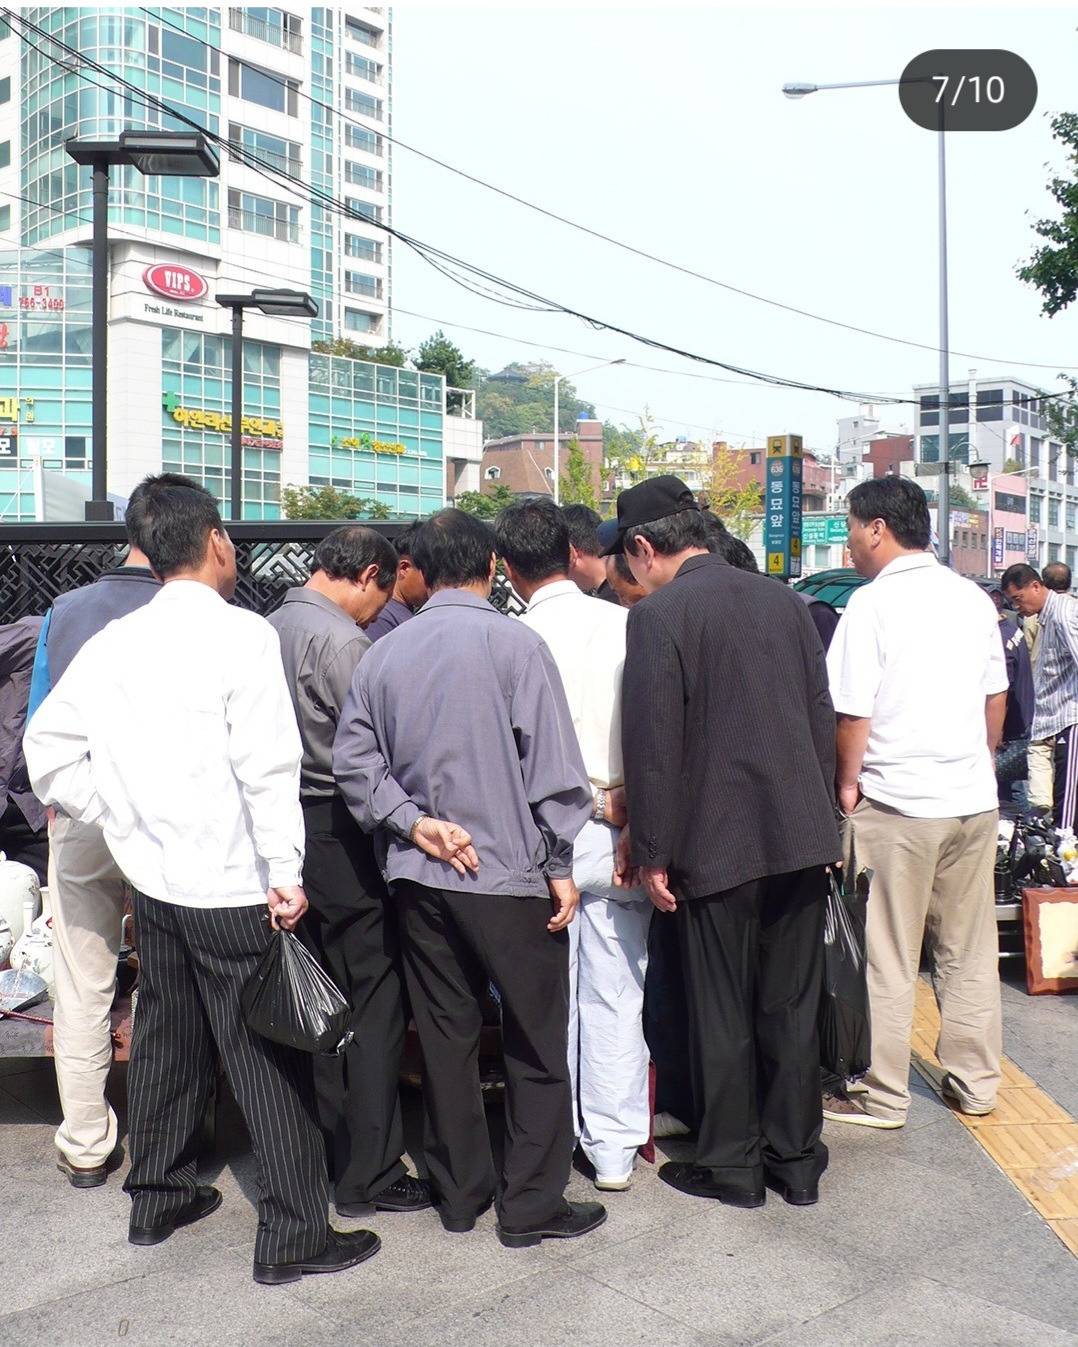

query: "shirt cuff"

left=386, top=798, right=422, bottom=842
left=544, top=855, right=573, bottom=880
left=267, top=859, right=303, bottom=889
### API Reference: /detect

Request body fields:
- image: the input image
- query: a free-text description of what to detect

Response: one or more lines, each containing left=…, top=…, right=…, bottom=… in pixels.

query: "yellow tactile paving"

left=910, top=976, right=1078, bottom=1255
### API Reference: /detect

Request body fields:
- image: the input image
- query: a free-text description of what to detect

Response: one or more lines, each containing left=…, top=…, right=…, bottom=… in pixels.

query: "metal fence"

left=0, top=522, right=525, bottom=623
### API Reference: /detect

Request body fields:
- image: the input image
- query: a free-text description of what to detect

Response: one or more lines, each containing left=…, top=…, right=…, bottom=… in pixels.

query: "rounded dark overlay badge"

left=900, top=50, right=1037, bottom=131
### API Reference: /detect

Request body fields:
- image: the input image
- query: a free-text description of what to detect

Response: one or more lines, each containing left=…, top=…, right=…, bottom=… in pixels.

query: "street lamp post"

left=782, top=78, right=953, bottom=564
left=552, top=359, right=625, bottom=504
left=66, top=132, right=220, bottom=521
left=214, top=290, right=318, bottom=520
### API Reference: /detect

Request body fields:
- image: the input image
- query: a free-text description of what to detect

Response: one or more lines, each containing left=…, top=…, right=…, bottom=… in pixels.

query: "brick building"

left=481, top=419, right=604, bottom=500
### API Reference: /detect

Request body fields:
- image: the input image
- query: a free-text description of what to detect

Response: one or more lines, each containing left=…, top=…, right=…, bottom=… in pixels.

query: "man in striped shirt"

left=1002, top=563, right=1078, bottom=831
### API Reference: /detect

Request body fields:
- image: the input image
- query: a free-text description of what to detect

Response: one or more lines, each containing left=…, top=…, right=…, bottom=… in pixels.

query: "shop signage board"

left=143, top=264, right=208, bottom=303
left=801, top=514, right=848, bottom=546
left=992, top=527, right=1005, bottom=566
left=764, top=433, right=803, bottom=579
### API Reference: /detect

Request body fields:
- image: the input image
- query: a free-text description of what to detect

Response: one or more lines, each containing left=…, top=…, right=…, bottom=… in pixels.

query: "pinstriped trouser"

left=123, top=894, right=328, bottom=1266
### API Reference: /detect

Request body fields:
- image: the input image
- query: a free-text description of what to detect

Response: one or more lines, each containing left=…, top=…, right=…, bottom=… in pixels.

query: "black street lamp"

left=214, top=290, right=318, bottom=520
left=66, top=131, right=220, bottom=521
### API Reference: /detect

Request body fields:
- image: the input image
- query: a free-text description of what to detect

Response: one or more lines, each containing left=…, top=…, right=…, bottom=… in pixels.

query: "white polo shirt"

left=826, top=552, right=1008, bottom=818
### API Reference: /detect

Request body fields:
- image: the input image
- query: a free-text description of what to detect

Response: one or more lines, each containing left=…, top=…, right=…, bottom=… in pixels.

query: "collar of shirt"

left=875, top=552, right=937, bottom=580
left=674, top=552, right=722, bottom=581
left=154, top=579, right=226, bottom=607
left=419, top=588, right=498, bottom=616
left=1042, top=589, right=1062, bottom=625
left=278, top=586, right=357, bottom=629
left=526, top=579, right=579, bottom=612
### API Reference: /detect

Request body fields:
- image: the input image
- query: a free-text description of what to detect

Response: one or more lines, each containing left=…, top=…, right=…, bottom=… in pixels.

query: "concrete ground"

left=1, top=970, right=1076, bottom=1347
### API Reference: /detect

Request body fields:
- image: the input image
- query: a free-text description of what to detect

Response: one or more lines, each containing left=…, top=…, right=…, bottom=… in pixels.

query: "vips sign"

left=142, top=264, right=208, bottom=303
left=764, top=434, right=803, bottom=579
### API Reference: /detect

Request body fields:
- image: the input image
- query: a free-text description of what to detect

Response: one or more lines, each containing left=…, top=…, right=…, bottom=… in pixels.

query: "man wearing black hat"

left=606, top=476, right=841, bottom=1208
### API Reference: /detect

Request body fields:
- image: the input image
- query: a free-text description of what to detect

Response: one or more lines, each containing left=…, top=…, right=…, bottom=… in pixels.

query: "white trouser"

left=49, top=815, right=126, bottom=1168
left=567, top=820, right=652, bottom=1181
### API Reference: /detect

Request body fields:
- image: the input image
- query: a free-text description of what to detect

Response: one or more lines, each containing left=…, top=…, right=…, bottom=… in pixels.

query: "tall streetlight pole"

left=783, top=78, right=953, bottom=564
left=66, top=132, right=219, bottom=521
left=552, top=358, right=625, bottom=504
left=215, top=289, right=318, bottom=519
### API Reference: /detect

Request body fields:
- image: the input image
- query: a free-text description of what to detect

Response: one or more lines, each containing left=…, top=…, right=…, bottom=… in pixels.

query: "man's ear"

left=358, top=562, right=380, bottom=590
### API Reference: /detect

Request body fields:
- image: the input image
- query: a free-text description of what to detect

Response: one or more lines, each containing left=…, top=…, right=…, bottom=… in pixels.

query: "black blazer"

left=622, top=553, right=841, bottom=898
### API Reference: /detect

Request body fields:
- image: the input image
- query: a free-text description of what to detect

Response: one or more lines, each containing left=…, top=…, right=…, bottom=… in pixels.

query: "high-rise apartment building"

left=0, top=8, right=480, bottom=520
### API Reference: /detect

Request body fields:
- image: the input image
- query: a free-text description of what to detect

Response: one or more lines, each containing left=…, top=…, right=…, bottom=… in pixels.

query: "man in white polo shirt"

left=825, top=477, right=1008, bottom=1129
left=495, top=498, right=651, bottom=1192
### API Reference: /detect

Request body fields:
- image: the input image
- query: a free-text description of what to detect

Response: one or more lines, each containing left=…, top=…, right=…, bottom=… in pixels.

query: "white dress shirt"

left=520, top=580, right=629, bottom=790
left=826, top=553, right=1008, bottom=819
left=24, top=580, right=305, bottom=907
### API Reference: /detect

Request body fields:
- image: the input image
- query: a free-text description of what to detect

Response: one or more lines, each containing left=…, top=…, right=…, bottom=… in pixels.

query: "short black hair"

left=846, top=477, right=931, bottom=550
left=561, top=504, right=602, bottom=557
left=613, top=552, right=641, bottom=586
left=493, top=498, right=570, bottom=583
left=1043, top=561, right=1072, bottom=592
left=624, top=507, right=710, bottom=557
left=701, top=510, right=759, bottom=572
left=1001, top=562, right=1041, bottom=591
left=412, top=508, right=495, bottom=590
left=391, top=520, right=421, bottom=561
left=125, top=473, right=223, bottom=579
left=313, top=525, right=397, bottom=590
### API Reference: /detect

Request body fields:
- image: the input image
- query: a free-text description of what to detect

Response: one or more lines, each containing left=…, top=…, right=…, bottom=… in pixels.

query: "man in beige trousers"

left=823, top=477, right=1007, bottom=1129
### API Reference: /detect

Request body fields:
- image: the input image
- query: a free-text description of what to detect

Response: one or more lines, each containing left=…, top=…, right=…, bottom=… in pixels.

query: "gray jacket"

left=333, top=588, right=592, bottom=897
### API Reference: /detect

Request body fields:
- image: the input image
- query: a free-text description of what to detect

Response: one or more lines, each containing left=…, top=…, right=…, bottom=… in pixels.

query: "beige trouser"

left=49, top=815, right=126, bottom=1168
left=1027, top=737, right=1055, bottom=812
left=848, top=798, right=1001, bottom=1123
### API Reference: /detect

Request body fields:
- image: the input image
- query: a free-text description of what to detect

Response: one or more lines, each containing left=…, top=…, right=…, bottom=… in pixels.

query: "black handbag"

left=818, top=837, right=872, bottom=1081
left=241, top=928, right=353, bottom=1055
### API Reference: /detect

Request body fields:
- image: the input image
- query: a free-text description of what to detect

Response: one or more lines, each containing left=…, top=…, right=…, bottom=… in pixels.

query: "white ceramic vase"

left=9, top=910, right=53, bottom=993
left=0, top=915, right=12, bottom=968
left=0, top=852, right=41, bottom=946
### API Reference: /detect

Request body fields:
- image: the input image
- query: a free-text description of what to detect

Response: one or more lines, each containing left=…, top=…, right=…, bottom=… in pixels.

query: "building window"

left=344, top=307, right=380, bottom=334
left=345, top=271, right=382, bottom=298
left=228, top=189, right=299, bottom=242
left=750, top=451, right=760, bottom=464
left=229, top=7, right=303, bottom=53
left=346, top=51, right=382, bottom=82
left=1068, top=502, right=1077, bottom=532
left=0, top=76, right=9, bottom=104
left=345, top=15, right=380, bottom=46
left=229, top=58, right=299, bottom=116
left=345, top=89, right=383, bottom=120
left=1049, top=542, right=1061, bottom=563
left=0, top=141, right=9, bottom=170
left=228, top=123, right=301, bottom=176
left=1049, top=497, right=1060, bottom=528
left=1029, top=493, right=1042, bottom=525
left=485, top=465, right=501, bottom=481
left=345, top=198, right=383, bottom=224
left=0, top=204, right=9, bottom=231
left=345, top=125, right=382, bottom=156
left=344, top=234, right=382, bottom=262
left=345, top=161, right=383, bottom=191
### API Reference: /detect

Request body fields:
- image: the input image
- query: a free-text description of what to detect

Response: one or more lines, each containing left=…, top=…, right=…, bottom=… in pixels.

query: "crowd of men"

left=4, top=468, right=1053, bottom=1284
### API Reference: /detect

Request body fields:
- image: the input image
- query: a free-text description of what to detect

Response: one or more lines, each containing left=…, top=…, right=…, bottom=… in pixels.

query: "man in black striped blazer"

left=605, top=476, right=840, bottom=1209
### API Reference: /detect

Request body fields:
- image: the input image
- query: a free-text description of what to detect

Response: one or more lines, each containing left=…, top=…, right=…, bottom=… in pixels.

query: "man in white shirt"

left=496, top=499, right=651, bottom=1191
left=24, top=475, right=379, bottom=1286
left=825, top=477, right=1008, bottom=1129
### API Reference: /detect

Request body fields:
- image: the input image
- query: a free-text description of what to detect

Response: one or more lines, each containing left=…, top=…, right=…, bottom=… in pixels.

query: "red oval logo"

left=142, top=263, right=208, bottom=302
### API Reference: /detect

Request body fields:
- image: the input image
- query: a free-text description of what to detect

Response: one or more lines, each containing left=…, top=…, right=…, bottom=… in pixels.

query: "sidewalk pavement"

left=0, top=971, right=1076, bottom=1347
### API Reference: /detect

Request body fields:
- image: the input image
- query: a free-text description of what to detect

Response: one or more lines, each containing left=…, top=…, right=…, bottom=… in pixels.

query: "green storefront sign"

left=802, top=515, right=848, bottom=546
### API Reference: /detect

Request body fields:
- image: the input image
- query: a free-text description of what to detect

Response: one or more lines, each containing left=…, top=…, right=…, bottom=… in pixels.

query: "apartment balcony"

left=228, top=8, right=303, bottom=55
left=228, top=207, right=300, bottom=244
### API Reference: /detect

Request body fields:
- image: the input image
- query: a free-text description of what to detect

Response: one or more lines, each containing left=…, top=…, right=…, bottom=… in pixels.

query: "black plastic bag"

left=818, top=844, right=871, bottom=1081
left=242, top=928, right=353, bottom=1055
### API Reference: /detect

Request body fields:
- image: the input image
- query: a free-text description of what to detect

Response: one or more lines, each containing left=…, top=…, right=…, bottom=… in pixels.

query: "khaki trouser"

left=1027, top=737, right=1055, bottom=812
left=848, top=798, right=1001, bottom=1123
left=49, top=816, right=126, bottom=1168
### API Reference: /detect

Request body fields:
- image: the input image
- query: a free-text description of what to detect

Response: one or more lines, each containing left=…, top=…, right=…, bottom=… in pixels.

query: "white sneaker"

left=652, top=1112, right=691, bottom=1138
left=941, top=1074, right=996, bottom=1117
left=594, top=1172, right=632, bottom=1192
left=822, top=1091, right=904, bottom=1129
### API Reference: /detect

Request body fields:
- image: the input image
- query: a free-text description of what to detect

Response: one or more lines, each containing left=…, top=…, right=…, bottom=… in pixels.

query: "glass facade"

left=308, top=355, right=444, bottom=517
left=0, top=247, right=92, bottom=519
left=21, top=8, right=221, bottom=246
left=309, top=7, right=335, bottom=341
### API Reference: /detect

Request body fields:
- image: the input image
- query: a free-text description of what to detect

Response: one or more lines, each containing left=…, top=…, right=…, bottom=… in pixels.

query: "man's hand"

left=604, top=786, right=628, bottom=829
left=643, top=866, right=677, bottom=913
left=412, top=817, right=479, bottom=876
left=547, top=875, right=580, bottom=932
left=837, top=784, right=861, bottom=816
left=268, top=885, right=308, bottom=931
left=613, top=825, right=638, bottom=889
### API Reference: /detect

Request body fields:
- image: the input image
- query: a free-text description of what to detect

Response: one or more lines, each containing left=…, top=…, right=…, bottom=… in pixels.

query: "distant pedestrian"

left=364, top=521, right=430, bottom=641
left=562, top=504, right=621, bottom=604
left=269, top=526, right=434, bottom=1221
left=25, top=475, right=379, bottom=1285
left=1043, top=560, right=1072, bottom=594
left=334, top=508, right=606, bottom=1248
left=828, top=478, right=1006, bottom=1129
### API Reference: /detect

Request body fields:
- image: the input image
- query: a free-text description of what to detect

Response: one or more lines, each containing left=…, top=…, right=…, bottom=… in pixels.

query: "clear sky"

left=390, top=2, right=1078, bottom=455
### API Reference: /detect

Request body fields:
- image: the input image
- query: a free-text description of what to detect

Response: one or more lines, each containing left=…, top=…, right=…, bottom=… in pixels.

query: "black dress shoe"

left=658, top=1162, right=765, bottom=1208
left=57, top=1144, right=124, bottom=1189
left=496, top=1200, right=607, bottom=1248
left=764, top=1143, right=829, bottom=1207
left=438, top=1196, right=494, bottom=1233
left=129, top=1186, right=222, bottom=1246
left=336, top=1173, right=434, bottom=1219
left=253, top=1228, right=381, bottom=1285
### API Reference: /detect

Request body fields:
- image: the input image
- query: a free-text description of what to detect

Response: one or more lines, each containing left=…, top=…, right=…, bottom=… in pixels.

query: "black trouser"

left=1052, top=726, right=1078, bottom=832
left=677, top=866, right=827, bottom=1192
left=0, top=797, right=48, bottom=885
left=301, top=795, right=407, bottom=1204
left=396, top=880, right=573, bottom=1229
left=124, top=895, right=328, bottom=1266
left=642, top=909, right=697, bottom=1127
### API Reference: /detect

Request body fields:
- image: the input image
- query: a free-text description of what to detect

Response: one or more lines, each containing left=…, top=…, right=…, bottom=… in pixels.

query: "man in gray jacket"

left=333, top=508, right=605, bottom=1249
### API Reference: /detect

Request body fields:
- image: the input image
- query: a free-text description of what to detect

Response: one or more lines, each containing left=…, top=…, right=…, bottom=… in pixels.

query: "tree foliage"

left=559, top=437, right=598, bottom=510
left=282, top=484, right=391, bottom=520
left=477, top=362, right=595, bottom=440
left=454, top=484, right=516, bottom=519
left=702, top=441, right=764, bottom=540
left=949, top=483, right=978, bottom=510
left=415, top=330, right=476, bottom=389
left=603, top=409, right=662, bottom=486
left=1018, top=112, right=1078, bottom=317
left=312, top=338, right=411, bottom=367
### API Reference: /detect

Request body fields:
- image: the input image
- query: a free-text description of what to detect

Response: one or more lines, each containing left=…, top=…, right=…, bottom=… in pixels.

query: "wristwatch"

left=593, top=788, right=607, bottom=822
left=408, top=815, right=428, bottom=844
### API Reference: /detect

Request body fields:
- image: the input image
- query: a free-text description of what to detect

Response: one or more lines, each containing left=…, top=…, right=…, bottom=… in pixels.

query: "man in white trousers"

left=496, top=498, right=651, bottom=1191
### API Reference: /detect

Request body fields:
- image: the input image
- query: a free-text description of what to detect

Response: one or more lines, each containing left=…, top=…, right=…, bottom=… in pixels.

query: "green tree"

left=559, top=436, right=598, bottom=509
left=415, top=330, right=475, bottom=389
left=949, top=483, right=978, bottom=510
left=476, top=362, right=595, bottom=440
left=312, top=337, right=411, bottom=367
left=603, top=408, right=662, bottom=486
left=703, top=440, right=764, bottom=540
left=282, top=484, right=391, bottom=520
left=1018, top=112, right=1078, bottom=316
left=454, top=484, right=516, bottom=519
